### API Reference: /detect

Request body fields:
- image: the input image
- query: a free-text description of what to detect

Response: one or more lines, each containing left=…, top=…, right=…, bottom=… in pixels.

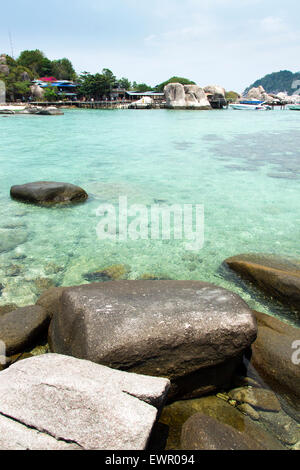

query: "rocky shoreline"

left=0, top=263, right=299, bottom=449
left=0, top=183, right=299, bottom=450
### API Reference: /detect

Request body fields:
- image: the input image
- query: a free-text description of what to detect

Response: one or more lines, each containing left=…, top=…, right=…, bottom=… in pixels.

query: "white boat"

left=0, top=105, right=28, bottom=114
left=286, top=104, right=300, bottom=111
left=229, top=103, right=271, bottom=111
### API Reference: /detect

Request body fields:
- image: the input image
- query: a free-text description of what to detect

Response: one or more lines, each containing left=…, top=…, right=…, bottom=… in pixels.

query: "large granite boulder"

left=224, top=253, right=300, bottom=313
left=246, top=85, right=274, bottom=103
left=30, top=84, right=44, bottom=100
left=164, top=83, right=186, bottom=108
left=183, top=85, right=211, bottom=109
left=250, top=310, right=300, bottom=414
left=49, top=280, right=257, bottom=399
left=0, top=305, right=49, bottom=356
left=0, top=55, right=9, bottom=76
left=10, top=181, right=88, bottom=205
left=164, top=83, right=211, bottom=110
left=0, top=354, right=170, bottom=450
left=204, top=85, right=226, bottom=97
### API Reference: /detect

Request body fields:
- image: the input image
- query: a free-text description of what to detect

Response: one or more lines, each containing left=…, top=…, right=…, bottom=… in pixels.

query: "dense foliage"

left=0, top=55, right=33, bottom=100
left=1, top=48, right=199, bottom=101
left=17, top=50, right=76, bottom=80
left=244, top=70, right=300, bottom=95
left=154, top=76, right=196, bottom=92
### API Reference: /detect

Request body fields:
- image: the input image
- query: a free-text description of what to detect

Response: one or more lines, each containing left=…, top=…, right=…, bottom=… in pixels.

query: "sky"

left=1, top=0, right=300, bottom=92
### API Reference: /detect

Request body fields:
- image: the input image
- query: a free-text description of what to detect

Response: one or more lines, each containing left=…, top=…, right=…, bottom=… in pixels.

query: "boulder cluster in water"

left=245, top=85, right=300, bottom=104
left=0, top=188, right=299, bottom=455
left=164, top=83, right=226, bottom=109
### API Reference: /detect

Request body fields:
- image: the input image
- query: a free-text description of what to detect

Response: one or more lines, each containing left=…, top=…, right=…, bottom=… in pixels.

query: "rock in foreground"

left=49, top=280, right=257, bottom=399
left=0, top=354, right=170, bottom=450
left=225, top=253, right=300, bottom=313
left=10, top=181, right=88, bottom=205
left=0, top=305, right=49, bottom=356
left=251, top=310, right=300, bottom=414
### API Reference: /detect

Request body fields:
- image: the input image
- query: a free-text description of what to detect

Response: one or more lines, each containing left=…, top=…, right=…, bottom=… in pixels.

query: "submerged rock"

left=33, top=278, right=56, bottom=295
left=0, top=305, right=49, bottom=355
left=181, top=413, right=262, bottom=450
left=84, top=264, right=130, bottom=282
left=224, top=253, right=300, bottom=313
left=49, top=280, right=257, bottom=399
left=0, top=228, right=28, bottom=253
left=159, top=395, right=284, bottom=450
left=10, top=181, right=88, bottom=206
left=228, top=387, right=281, bottom=412
left=0, top=354, right=170, bottom=450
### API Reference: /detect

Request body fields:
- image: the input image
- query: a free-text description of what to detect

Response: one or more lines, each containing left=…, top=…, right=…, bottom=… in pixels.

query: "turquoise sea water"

left=0, top=108, right=299, bottom=324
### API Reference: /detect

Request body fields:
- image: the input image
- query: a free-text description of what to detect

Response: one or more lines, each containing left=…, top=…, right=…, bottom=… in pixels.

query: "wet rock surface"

left=250, top=310, right=300, bottom=414
left=228, top=387, right=281, bottom=412
left=158, top=395, right=285, bottom=450
left=181, top=413, right=262, bottom=450
left=0, top=305, right=49, bottom=355
left=10, top=181, right=88, bottom=206
left=225, top=253, right=300, bottom=313
left=0, top=354, right=170, bottom=450
left=48, top=280, right=257, bottom=399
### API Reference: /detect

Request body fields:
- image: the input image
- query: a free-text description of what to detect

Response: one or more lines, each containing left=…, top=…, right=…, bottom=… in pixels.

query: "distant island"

left=244, top=70, right=300, bottom=96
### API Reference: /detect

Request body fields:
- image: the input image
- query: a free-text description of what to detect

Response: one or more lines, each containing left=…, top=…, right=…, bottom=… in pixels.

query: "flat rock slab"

left=49, top=280, right=257, bottom=397
left=10, top=181, right=88, bottom=205
left=0, top=354, right=170, bottom=450
left=225, top=253, right=300, bottom=313
left=0, top=305, right=49, bottom=356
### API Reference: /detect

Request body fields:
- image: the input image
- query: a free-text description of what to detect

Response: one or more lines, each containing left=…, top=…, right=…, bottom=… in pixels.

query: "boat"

left=229, top=103, right=271, bottom=111
left=0, top=105, right=26, bottom=114
left=287, top=105, right=300, bottom=111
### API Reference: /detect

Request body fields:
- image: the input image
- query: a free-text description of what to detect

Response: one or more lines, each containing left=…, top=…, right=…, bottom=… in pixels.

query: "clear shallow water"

left=0, top=108, right=300, bottom=324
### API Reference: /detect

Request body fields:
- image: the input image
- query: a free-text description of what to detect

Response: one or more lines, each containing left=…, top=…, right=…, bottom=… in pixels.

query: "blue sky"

left=1, top=0, right=299, bottom=91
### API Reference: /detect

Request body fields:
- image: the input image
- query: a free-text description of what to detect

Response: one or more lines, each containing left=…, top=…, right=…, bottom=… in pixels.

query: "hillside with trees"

left=155, top=76, right=196, bottom=92
left=244, top=70, right=300, bottom=95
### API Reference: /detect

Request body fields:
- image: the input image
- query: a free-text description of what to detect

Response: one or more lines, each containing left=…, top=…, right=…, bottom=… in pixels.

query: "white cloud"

left=260, top=16, right=288, bottom=33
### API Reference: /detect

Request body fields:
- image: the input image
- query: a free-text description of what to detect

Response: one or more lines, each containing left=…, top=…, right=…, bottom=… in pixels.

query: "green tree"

left=118, top=77, right=131, bottom=90
left=0, top=56, right=33, bottom=101
left=43, top=86, right=58, bottom=102
left=132, top=82, right=152, bottom=92
left=225, top=91, right=240, bottom=102
left=78, top=69, right=117, bottom=100
left=52, top=58, right=76, bottom=80
left=40, top=57, right=53, bottom=77
left=155, top=76, right=196, bottom=92
left=17, top=50, right=46, bottom=77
